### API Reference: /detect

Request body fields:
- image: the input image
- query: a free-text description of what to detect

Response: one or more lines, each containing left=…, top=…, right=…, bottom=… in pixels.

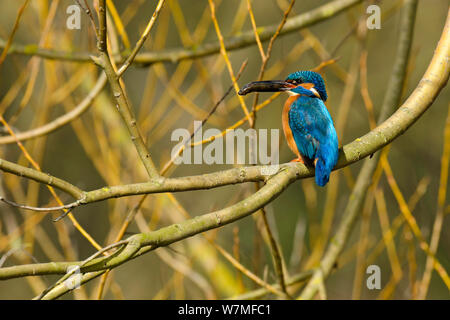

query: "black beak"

left=238, top=80, right=293, bottom=95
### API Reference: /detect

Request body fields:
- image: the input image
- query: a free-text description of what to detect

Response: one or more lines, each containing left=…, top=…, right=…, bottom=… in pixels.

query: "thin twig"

left=0, top=74, right=107, bottom=145
left=208, top=0, right=253, bottom=126
left=35, top=239, right=129, bottom=300
left=117, top=0, right=166, bottom=77
left=0, top=0, right=363, bottom=65
left=160, top=59, right=248, bottom=175
left=0, top=0, right=30, bottom=71
left=212, top=242, right=287, bottom=298
left=417, top=104, right=450, bottom=298
left=75, top=0, right=99, bottom=39
left=0, top=196, right=82, bottom=212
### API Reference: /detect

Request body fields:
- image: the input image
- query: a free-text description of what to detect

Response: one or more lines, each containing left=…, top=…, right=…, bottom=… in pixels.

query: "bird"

left=238, top=70, right=338, bottom=187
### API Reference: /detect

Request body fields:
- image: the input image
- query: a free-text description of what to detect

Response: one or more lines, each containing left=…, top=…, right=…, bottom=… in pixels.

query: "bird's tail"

left=315, top=143, right=338, bottom=187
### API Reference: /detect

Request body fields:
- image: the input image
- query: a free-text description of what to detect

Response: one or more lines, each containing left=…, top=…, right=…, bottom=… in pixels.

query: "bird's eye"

left=292, top=79, right=303, bottom=84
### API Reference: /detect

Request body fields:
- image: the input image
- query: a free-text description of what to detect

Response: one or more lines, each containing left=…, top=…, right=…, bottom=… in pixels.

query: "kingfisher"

left=238, top=71, right=338, bottom=187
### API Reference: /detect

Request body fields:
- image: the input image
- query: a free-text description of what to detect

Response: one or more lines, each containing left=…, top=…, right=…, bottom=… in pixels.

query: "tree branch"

left=0, top=73, right=107, bottom=145
left=0, top=0, right=362, bottom=65
left=116, top=0, right=166, bottom=76
left=0, top=157, right=84, bottom=199
left=96, top=0, right=160, bottom=179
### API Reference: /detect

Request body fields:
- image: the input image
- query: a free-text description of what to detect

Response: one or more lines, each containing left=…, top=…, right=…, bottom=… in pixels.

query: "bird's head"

left=238, top=70, right=327, bottom=102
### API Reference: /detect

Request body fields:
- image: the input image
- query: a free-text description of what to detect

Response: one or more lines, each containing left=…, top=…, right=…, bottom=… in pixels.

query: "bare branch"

left=0, top=0, right=362, bottom=65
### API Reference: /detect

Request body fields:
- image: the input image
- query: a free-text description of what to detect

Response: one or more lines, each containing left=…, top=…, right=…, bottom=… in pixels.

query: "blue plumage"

left=238, top=70, right=339, bottom=186
left=288, top=95, right=338, bottom=186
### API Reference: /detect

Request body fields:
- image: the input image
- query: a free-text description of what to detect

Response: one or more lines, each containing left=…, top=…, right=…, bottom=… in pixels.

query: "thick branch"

left=0, top=164, right=299, bottom=283
left=0, top=158, right=84, bottom=199
left=2, top=52, right=450, bottom=208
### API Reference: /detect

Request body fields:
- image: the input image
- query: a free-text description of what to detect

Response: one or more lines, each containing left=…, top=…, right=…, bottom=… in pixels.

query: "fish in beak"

left=238, top=80, right=321, bottom=99
left=238, top=80, right=295, bottom=95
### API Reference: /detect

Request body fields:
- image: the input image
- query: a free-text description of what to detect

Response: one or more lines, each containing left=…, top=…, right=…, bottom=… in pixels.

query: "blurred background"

left=0, top=0, right=448, bottom=299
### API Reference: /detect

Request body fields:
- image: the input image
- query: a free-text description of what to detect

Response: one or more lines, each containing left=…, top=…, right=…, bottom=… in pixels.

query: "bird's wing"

left=288, top=97, right=331, bottom=160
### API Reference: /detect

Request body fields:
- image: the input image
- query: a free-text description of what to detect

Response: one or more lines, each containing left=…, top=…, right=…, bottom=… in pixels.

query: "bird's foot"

left=290, top=157, right=304, bottom=164
left=314, top=158, right=318, bottom=166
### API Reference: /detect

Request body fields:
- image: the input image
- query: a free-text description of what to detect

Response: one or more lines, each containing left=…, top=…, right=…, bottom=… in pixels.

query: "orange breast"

left=282, top=96, right=301, bottom=158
